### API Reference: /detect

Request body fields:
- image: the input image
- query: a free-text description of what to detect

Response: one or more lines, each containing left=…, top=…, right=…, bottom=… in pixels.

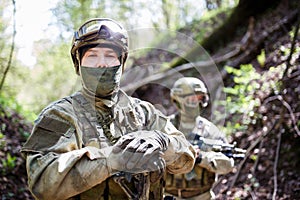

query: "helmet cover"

left=170, top=77, right=209, bottom=110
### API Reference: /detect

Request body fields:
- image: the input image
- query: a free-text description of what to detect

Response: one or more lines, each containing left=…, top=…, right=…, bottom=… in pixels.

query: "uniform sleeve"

left=21, top=113, right=113, bottom=200
left=192, top=116, right=234, bottom=174
left=138, top=100, right=196, bottom=174
left=193, top=116, right=227, bottom=142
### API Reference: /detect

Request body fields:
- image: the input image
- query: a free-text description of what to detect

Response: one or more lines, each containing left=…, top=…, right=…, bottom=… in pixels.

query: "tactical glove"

left=197, top=151, right=234, bottom=174
left=108, top=130, right=170, bottom=173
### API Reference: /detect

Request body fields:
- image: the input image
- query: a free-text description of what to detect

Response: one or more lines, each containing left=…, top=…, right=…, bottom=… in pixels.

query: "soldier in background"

left=21, top=18, right=195, bottom=200
left=165, top=77, right=234, bottom=200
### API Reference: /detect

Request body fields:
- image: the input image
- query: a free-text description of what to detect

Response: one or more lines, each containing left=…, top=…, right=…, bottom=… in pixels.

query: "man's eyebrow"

left=105, top=49, right=117, bottom=54
left=86, top=49, right=98, bottom=53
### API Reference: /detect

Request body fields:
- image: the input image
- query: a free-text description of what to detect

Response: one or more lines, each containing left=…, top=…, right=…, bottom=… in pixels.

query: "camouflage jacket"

left=21, top=90, right=195, bottom=200
left=165, top=113, right=227, bottom=199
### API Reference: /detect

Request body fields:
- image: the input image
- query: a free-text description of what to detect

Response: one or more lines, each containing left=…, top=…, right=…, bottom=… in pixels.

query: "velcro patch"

left=22, top=116, right=72, bottom=152
left=38, top=116, right=70, bottom=133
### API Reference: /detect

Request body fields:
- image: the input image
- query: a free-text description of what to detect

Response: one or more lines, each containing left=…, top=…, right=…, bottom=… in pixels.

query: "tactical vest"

left=70, top=91, right=165, bottom=200
left=165, top=113, right=216, bottom=199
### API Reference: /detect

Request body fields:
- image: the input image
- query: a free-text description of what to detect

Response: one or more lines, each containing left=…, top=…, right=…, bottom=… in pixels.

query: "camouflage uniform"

left=165, top=77, right=234, bottom=200
left=21, top=90, right=195, bottom=200
left=21, top=18, right=195, bottom=200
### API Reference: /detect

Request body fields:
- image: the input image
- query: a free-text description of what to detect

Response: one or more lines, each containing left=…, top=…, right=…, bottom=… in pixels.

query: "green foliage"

left=191, top=6, right=235, bottom=42
left=0, top=91, right=37, bottom=122
left=250, top=154, right=258, bottom=161
left=0, top=92, right=22, bottom=115
left=223, top=64, right=261, bottom=128
left=280, top=45, right=291, bottom=57
left=257, top=49, right=266, bottom=67
left=2, top=153, right=16, bottom=169
left=19, top=127, right=30, bottom=139
left=0, top=132, right=5, bottom=149
left=220, top=63, right=285, bottom=135
left=1, top=153, right=17, bottom=175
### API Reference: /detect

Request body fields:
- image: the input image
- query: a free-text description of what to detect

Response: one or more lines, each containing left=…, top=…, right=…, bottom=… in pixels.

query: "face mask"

left=182, top=104, right=201, bottom=118
left=80, top=65, right=122, bottom=98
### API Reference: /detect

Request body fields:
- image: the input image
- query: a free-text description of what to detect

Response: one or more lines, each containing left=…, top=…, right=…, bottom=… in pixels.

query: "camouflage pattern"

left=21, top=90, right=195, bottom=200
left=165, top=114, right=220, bottom=200
left=71, top=18, right=129, bottom=74
left=170, top=77, right=209, bottom=110
left=166, top=77, right=233, bottom=200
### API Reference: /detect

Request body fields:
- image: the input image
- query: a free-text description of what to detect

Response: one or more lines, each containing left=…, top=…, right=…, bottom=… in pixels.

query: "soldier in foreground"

left=21, top=18, right=195, bottom=200
left=165, top=77, right=238, bottom=200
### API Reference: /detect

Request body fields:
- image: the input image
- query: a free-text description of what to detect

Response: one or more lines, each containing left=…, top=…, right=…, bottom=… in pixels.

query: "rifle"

left=113, top=172, right=150, bottom=200
left=189, top=133, right=246, bottom=160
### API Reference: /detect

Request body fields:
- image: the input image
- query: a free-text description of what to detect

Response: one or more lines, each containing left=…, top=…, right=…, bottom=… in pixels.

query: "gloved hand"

left=197, top=151, right=234, bottom=174
left=108, top=130, right=170, bottom=174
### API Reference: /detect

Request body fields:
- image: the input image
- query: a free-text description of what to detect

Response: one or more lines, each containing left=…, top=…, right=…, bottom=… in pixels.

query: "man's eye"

left=87, top=54, right=97, bottom=57
left=106, top=54, right=116, bottom=58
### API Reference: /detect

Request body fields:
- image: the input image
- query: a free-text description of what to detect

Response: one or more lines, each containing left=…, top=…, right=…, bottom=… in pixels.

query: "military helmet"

left=170, top=77, right=209, bottom=109
left=71, top=18, right=129, bottom=74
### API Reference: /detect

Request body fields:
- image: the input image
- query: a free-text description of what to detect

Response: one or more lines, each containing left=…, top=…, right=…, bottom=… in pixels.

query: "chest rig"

left=71, top=91, right=145, bottom=148
left=166, top=113, right=216, bottom=198
left=71, top=91, right=165, bottom=200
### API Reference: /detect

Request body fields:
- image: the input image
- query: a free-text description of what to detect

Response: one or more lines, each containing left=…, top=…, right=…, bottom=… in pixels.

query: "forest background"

left=0, top=0, right=299, bottom=199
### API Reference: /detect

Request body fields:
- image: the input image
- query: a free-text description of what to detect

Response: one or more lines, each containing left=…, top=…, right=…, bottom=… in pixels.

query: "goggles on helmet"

left=184, top=93, right=208, bottom=107
left=176, top=93, right=208, bottom=108
left=74, top=18, right=127, bottom=45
